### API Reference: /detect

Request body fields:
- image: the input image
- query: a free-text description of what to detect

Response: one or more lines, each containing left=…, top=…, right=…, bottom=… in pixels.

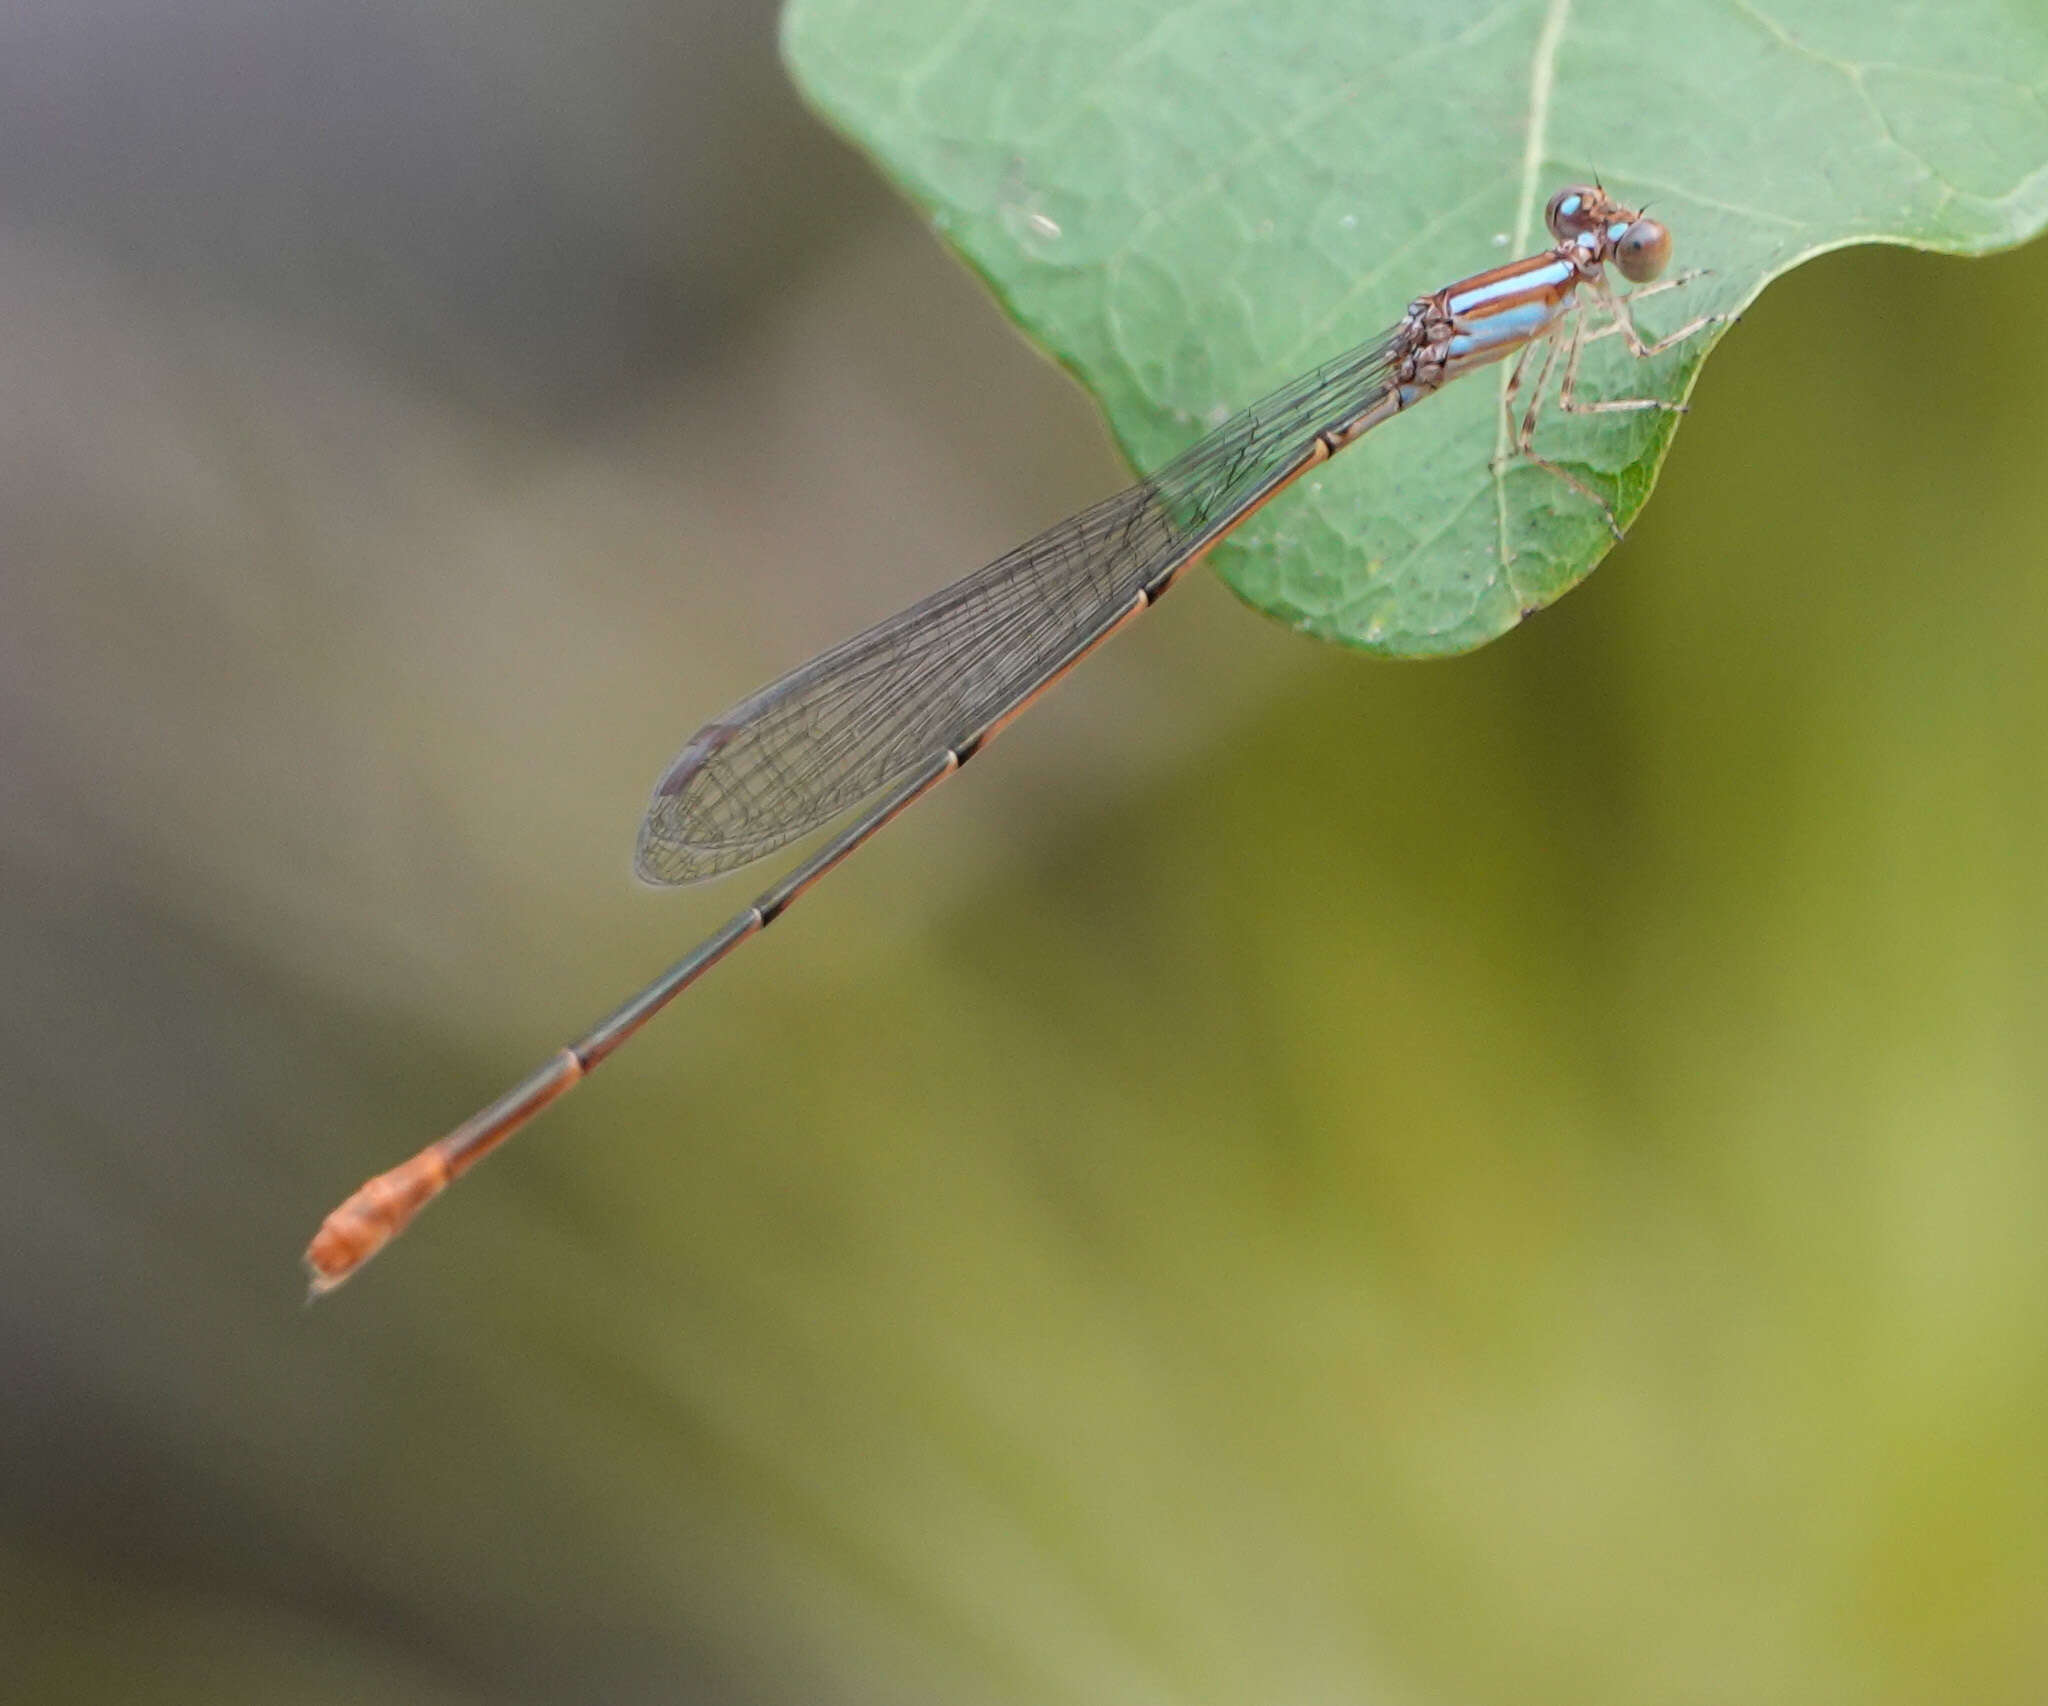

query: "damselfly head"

left=1544, top=184, right=1671, bottom=285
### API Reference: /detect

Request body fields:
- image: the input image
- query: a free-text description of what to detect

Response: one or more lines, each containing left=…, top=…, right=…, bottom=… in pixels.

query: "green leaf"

left=782, top=0, right=2048, bottom=655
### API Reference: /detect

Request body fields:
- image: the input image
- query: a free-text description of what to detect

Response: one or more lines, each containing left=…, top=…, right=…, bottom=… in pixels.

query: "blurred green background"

left=4, top=3, right=2045, bottom=1703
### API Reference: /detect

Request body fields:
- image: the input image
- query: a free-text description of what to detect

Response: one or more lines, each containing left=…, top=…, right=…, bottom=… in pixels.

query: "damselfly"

left=306, top=183, right=1716, bottom=1294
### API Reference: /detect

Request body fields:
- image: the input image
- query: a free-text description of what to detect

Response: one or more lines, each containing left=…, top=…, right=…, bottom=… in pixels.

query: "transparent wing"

left=636, top=328, right=1404, bottom=884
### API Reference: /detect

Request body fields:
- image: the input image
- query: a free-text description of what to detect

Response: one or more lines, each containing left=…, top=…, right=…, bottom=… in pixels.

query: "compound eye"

left=1614, top=217, right=1671, bottom=284
left=1545, top=185, right=1601, bottom=241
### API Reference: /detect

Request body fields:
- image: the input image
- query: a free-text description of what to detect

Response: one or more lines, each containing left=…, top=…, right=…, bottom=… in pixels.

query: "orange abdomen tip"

left=303, top=1151, right=453, bottom=1299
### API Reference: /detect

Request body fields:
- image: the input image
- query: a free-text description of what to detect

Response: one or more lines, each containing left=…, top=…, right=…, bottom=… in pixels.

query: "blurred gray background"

left=4, top=2, right=2045, bottom=1703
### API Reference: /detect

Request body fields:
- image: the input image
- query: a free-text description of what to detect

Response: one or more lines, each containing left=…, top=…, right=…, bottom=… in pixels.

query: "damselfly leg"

left=1496, top=268, right=1724, bottom=539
